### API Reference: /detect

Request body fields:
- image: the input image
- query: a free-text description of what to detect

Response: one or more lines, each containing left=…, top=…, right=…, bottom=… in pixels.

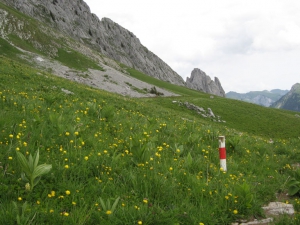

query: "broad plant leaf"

left=28, top=154, right=34, bottom=173
left=99, top=197, right=107, bottom=211
left=287, top=179, right=300, bottom=187
left=21, top=172, right=29, bottom=182
left=111, top=197, right=120, bottom=213
left=33, top=176, right=42, bottom=186
left=288, top=185, right=300, bottom=196
left=186, top=152, right=193, bottom=167
left=33, top=149, right=40, bottom=169
left=21, top=201, right=28, bottom=214
left=16, top=151, right=31, bottom=176
left=31, top=164, right=52, bottom=180
left=107, top=199, right=111, bottom=209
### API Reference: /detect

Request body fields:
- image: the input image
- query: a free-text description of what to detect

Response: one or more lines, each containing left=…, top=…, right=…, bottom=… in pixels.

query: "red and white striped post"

left=218, top=136, right=227, bottom=171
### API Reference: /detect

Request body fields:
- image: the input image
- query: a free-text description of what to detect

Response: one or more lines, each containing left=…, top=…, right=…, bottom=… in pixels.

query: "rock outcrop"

left=1, top=0, right=185, bottom=86
left=186, top=68, right=225, bottom=97
left=172, top=101, right=226, bottom=122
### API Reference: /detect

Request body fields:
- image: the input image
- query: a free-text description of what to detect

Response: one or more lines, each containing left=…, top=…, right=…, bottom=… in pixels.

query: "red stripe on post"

left=219, top=147, right=226, bottom=159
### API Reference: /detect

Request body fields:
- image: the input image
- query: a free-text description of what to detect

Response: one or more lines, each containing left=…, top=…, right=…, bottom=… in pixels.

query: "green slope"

left=1, top=55, right=300, bottom=224
left=121, top=65, right=300, bottom=139
left=1, top=2, right=300, bottom=223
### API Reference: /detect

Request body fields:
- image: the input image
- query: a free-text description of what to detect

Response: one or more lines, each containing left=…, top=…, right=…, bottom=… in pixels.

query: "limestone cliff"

left=1, top=0, right=185, bottom=86
left=186, top=68, right=225, bottom=97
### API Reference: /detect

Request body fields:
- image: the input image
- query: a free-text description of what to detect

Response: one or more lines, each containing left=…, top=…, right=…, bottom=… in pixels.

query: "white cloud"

left=85, top=0, right=300, bottom=92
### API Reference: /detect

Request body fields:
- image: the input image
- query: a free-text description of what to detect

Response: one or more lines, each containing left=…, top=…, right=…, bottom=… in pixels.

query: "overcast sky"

left=84, top=0, right=300, bottom=93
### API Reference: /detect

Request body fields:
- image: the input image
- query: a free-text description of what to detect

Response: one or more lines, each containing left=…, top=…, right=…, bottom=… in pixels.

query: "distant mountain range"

left=226, top=89, right=288, bottom=107
left=226, top=84, right=300, bottom=112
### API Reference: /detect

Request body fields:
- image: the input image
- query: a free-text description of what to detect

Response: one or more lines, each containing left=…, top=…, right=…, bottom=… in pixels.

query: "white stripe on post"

left=218, top=136, right=227, bottom=171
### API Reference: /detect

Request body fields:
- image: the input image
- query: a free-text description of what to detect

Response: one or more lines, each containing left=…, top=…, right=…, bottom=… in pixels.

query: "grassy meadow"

left=1, top=55, right=300, bottom=225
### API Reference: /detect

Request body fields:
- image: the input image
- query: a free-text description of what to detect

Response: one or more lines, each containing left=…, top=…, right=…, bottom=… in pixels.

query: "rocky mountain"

left=0, top=0, right=185, bottom=86
left=0, top=0, right=227, bottom=97
left=226, top=89, right=288, bottom=107
left=186, top=68, right=225, bottom=97
left=271, top=83, right=300, bottom=112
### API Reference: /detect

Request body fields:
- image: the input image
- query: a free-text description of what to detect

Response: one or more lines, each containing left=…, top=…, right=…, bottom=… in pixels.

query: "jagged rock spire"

left=186, top=68, right=225, bottom=97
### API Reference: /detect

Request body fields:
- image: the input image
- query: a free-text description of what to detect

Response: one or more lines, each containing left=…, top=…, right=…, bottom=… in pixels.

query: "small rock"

left=36, top=57, right=44, bottom=62
left=262, top=202, right=294, bottom=216
left=61, top=88, right=74, bottom=95
left=207, top=108, right=215, bottom=117
left=232, top=218, right=273, bottom=225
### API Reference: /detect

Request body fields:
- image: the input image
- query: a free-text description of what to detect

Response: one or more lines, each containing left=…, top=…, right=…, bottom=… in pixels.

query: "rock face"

left=186, top=68, right=225, bottom=97
left=271, top=83, right=300, bottom=112
left=1, top=0, right=185, bottom=86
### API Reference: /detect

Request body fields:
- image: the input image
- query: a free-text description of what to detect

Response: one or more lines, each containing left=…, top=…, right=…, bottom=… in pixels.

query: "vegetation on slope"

left=271, top=84, right=300, bottom=112
left=125, top=65, right=300, bottom=139
left=1, top=2, right=300, bottom=224
left=1, top=56, right=300, bottom=224
left=125, top=66, right=202, bottom=96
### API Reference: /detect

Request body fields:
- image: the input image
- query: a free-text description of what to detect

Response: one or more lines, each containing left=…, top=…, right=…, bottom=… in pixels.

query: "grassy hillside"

left=1, top=56, right=300, bottom=225
left=125, top=66, right=300, bottom=139
left=2, top=2, right=300, bottom=224
left=124, top=66, right=203, bottom=96
left=143, top=96, right=300, bottom=138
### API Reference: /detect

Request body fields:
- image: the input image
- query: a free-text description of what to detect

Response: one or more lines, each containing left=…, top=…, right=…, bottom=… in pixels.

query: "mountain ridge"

left=226, top=89, right=288, bottom=107
left=1, top=0, right=186, bottom=86
left=271, top=83, right=300, bottom=112
left=0, top=0, right=228, bottom=97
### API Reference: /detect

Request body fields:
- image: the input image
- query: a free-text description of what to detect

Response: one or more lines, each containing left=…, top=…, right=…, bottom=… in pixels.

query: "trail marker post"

left=218, top=136, right=227, bottom=171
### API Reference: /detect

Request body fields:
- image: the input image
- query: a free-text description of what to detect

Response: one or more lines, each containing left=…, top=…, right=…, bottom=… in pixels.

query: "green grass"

left=0, top=1, right=56, bottom=57
left=125, top=65, right=300, bottom=138
left=55, top=48, right=105, bottom=71
left=0, top=37, right=22, bottom=58
left=1, top=2, right=300, bottom=224
left=145, top=96, right=300, bottom=139
left=124, top=66, right=204, bottom=96
left=125, top=82, right=148, bottom=95
left=1, top=56, right=300, bottom=224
